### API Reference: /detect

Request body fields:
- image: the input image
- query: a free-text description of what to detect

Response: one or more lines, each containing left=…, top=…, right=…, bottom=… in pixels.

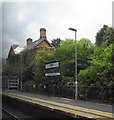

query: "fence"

left=2, top=76, right=19, bottom=90
left=22, top=84, right=112, bottom=103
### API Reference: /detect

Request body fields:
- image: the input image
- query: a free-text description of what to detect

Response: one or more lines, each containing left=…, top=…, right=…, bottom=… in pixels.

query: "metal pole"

left=75, top=31, right=78, bottom=100
left=69, top=27, right=78, bottom=100
left=57, top=75, right=60, bottom=98
left=48, top=77, right=50, bottom=97
left=20, top=53, right=22, bottom=91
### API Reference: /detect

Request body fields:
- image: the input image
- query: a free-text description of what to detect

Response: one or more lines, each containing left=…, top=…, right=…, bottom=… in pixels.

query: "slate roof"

left=14, top=45, right=25, bottom=54
left=8, top=37, right=54, bottom=57
left=23, top=37, right=54, bottom=52
left=11, top=44, right=19, bottom=50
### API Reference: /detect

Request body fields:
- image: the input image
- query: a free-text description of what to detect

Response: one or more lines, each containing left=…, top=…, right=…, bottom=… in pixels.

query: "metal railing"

left=22, top=84, right=112, bottom=103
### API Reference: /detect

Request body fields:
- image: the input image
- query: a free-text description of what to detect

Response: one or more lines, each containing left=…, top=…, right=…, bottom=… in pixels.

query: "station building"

left=7, top=28, right=55, bottom=65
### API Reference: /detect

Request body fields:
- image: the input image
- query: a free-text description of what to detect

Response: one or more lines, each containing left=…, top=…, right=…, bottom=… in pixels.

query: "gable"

left=38, top=40, right=51, bottom=47
left=8, top=44, right=19, bottom=58
left=23, top=38, right=54, bottom=52
left=8, top=46, right=15, bottom=58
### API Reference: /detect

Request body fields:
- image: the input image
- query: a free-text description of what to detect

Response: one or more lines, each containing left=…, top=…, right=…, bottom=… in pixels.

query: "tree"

left=77, top=38, right=94, bottom=71
left=53, top=39, right=75, bottom=84
left=32, top=49, right=53, bottom=84
left=78, top=41, right=113, bottom=85
left=78, top=41, right=113, bottom=102
left=51, top=38, right=61, bottom=48
left=95, top=25, right=114, bottom=46
left=51, top=39, right=94, bottom=85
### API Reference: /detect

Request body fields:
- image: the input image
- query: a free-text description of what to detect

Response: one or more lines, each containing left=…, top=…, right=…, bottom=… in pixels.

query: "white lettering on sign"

left=45, top=73, right=60, bottom=76
left=45, top=62, right=59, bottom=69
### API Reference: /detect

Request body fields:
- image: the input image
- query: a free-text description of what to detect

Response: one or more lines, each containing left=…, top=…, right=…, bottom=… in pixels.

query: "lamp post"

left=69, top=27, right=78, bottom=100
left=20, top=53, right=23, bottom=91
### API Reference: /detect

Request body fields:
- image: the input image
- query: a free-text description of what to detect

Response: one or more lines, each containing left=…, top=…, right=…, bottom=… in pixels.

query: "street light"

left=69, top=27, right=78, bottom=100
left=20, top=53, right=23, bottom=91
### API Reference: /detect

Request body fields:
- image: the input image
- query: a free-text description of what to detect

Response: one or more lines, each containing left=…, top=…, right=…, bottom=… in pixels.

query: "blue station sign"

left=45, top=61, right=60, bottom=76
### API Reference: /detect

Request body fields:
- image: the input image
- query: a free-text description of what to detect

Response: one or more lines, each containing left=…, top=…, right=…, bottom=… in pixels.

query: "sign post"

left=45, top=61, right=60, bottom=97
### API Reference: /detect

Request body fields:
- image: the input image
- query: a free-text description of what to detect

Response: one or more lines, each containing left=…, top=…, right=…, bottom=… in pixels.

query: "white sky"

left=1, top=0, right=113, bottom=58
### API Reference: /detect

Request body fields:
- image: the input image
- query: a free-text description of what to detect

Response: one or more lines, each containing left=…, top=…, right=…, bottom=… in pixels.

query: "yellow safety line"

left=4, top=93, right=104, bottom=119
left=26, top=98, right=103, bottom=119
left=4, top=92, right=113, bottom=118
left=4, top=92, right=114, bottom=118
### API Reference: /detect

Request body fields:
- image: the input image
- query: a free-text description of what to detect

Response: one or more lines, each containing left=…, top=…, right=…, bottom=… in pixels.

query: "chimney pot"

left=26, top=38, right=32, bottom=45
left=40, top=28, right=46, bottom=39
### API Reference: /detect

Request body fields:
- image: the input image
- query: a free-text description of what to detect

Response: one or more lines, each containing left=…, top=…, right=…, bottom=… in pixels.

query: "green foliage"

left=78, top=41, right=113, bottom=87
left=22, top=63, right=34, bottom=82
left=54, top=39, right=75, bottom=84
left=92, top=42, right=112, bottom=67
left=95, top=25, right=114, bottom=46
left=48, top=39, right=94, bottom=85
left=77, top=26, right=113, bottom=102
left=3, top=63, right=21, bottom=77
left=51, top=38, right=61, bottom=48
left=77, top=38, right=94, bottom=71
left=32, top=50, right=53, bottom=84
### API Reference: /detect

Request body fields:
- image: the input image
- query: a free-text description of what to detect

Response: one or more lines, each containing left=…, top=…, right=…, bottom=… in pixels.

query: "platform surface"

left=2, top=91, right=114, bottom=119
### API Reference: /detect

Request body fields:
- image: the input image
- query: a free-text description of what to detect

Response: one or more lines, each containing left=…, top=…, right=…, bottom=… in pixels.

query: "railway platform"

left=2, top=91, right=114, bottom=119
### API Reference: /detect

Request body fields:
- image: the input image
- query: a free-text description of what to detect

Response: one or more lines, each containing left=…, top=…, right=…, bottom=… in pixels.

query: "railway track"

left=1, top=104, right=35, bottom=120
left=1, top=107, right=19, bottom=119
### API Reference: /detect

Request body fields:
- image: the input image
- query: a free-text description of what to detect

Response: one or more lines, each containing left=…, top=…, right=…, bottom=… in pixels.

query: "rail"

left=1, top=107, right=19, bottom=119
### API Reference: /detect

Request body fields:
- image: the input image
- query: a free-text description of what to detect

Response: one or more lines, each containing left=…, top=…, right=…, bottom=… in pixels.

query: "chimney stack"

left=40, top=28, right=46, bottom=39
left=26, top=38, right=32, bottom=45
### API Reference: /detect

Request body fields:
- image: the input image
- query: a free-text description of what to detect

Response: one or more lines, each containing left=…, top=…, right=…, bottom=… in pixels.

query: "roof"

left=14, top=45, right=25, bottom=54
left=11, top=44, right=19, bottom=50
left=8, top=44, right=19, bottom=57
left=23, top=37, right=54, bottom=52
left=8, top=37, right=55, bottom=58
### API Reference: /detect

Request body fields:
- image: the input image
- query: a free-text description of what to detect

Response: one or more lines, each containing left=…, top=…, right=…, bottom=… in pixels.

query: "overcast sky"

left=1, top=0, right=113, bottom=58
